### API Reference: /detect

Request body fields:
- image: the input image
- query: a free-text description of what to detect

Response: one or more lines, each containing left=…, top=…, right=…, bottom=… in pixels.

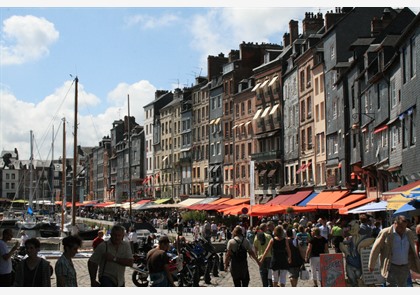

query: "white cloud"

left=0, top=79, right=156, bottom=160
left=124, top=13, right=180, bottom=29
left=188, top=7, right=324, bottom=69
left=0, top=15, right=59, bottom=65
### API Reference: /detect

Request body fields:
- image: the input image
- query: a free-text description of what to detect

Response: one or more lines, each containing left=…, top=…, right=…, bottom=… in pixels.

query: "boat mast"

left=71, top=76, right=78, bottom=227
left=51, top=125, right=54, bottom=211
left=29, top=130, right=34, bottom=210
left=61, top=118, right=66, bottom=231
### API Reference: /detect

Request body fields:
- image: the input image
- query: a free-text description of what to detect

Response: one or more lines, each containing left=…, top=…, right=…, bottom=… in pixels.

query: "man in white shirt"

left=318, top=217, right=330, bottom=242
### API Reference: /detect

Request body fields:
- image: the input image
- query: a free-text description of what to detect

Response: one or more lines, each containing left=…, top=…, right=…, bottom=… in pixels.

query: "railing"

left=251, top=150, right=282, bottom=161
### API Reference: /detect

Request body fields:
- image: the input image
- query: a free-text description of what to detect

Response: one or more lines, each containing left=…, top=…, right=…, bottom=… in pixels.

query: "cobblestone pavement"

left=48, top=255, right=316, bottom=287
left=45, top=229, right=420, bottom=288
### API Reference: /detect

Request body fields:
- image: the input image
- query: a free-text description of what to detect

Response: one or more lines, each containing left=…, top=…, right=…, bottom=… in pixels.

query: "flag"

left=27, top=207, right=33, bottom=215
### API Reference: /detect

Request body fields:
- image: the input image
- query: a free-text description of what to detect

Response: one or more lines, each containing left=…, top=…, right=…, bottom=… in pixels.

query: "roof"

left=383, top=179, right=420, bottom=195
left=306, top=190, right=350, bottom=209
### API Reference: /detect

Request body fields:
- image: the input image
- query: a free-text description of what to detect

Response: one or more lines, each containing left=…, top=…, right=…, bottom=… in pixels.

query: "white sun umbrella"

left=121, top=202, right=134, bottom=209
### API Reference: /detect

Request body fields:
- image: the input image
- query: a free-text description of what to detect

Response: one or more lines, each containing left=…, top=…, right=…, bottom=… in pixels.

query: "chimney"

left=289, top=20, right=299, bottom=45
left=325, top=8, right=348, bottom=31
left=302, top=12, right=324, bottom=37
left=228, top=49, right=240, bottom=62
left=371, top=8, right=394, bottom=37
left=283, top=32, right=290, bottom=47
left=155, top=90, right=169, bottom=100
left=207, top=53, right=228, bottom=81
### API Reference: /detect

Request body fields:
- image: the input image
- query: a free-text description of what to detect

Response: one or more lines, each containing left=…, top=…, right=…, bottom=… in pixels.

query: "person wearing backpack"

left=224, top=225, right=260, bottom=287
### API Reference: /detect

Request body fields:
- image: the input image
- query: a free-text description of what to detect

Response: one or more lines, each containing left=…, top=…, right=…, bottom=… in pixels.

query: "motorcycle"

left=131, top=248, right=191, bottom=287
left=179, top=237, right=218, bottom=286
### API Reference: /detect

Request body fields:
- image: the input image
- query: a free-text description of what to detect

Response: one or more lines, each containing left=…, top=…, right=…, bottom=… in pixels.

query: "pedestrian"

left=259, top=225, right=291, bottom=287
left=128, top=227, right=138, bottom=254
left=368, top=215, right=420, bottom=287
left=146, top=235, right=175, bottom=287
left=253, top=222, right=273, bottom=287
left=0, top=228, right=19, bottom=286
left=359, top=213, right=372, bottom=237
left=286, top=228, right=304, bottom=287
left=211, top=221, right=218, bottom=242
left=202, top=220, right=212, bottom=241
left=296, top=225, right=309, bottom=260
left=55, top=235, right=82, bottom=287
left=246, top=226, right=257, bottom=251
left=305, top=227, right=328, bottom=287
left=331, top=219, right=344, bottom=253
left=88, top=224, right=133, bottom=287
left=92, top=230, right=104, bottom=250
left=18, top=230, right=29, bottom=256
left=13, top=237, right=51, bottom=287
left=224, top=225, right=260, bottom=287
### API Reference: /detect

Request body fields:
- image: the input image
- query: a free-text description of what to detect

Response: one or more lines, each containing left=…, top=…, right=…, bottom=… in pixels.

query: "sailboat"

left=60, top=77, right=99, bottom=240
left=16, top=130, right=41, bottom=230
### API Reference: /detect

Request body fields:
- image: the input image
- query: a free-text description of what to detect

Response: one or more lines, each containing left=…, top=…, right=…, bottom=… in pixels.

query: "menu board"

left=320, top=253, right=346, bottom=287
left=360, top=246, right=385, bottom=285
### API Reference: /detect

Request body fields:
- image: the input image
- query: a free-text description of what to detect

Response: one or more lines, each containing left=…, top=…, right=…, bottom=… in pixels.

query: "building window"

left=330, top=44, right=335, bottom=60
left=306, top=96, right=312, bottom=119
left=410, top=37, right=416, bottom=78
left=300, top=100, right=306, bottom=122
left=410, top=111, right=416, bottom=146
left=300, top=70, right=305, bottom=92
left=391, top=79, right=397, bottom=107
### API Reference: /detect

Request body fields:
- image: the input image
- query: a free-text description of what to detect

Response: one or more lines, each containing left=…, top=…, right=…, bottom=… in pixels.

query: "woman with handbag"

left=305, top=227, right=328, bottom=287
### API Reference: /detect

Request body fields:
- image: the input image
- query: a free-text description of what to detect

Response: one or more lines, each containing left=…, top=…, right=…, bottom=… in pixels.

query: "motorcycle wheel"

left=179, top=268, right=194, bottom=287
left=132, top=269, right=149, bottom=287
left=192, top=267, right=201, bottom=287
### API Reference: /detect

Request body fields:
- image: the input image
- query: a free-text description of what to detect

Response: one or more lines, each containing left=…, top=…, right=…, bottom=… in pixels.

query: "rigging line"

left=37, top=79, right=75, bottom=157
left=82, top=96, right=102, bottom=144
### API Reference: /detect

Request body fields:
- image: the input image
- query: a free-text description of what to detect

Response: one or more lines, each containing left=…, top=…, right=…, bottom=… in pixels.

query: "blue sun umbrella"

left=392, top=200, right=420, bottom=217
left=407, top=187, right=420, bottom=200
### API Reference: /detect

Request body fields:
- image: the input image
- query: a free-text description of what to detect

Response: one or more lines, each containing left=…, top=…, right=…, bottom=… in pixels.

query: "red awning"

left=331, top=193, right=366, bottom=209
left=383, top=179, right=420, bottom=195
left=266, top=190, right=312, bottom=206
left=373, top=125, right=388, bottom=134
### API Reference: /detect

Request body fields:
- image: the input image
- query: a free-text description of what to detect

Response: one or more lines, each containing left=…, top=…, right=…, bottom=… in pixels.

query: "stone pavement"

left=47, top=255, right=315, bottom=287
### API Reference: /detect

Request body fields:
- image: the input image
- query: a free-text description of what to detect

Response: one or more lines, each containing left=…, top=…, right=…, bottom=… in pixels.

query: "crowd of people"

left=1, top=211, right=420, bottom=287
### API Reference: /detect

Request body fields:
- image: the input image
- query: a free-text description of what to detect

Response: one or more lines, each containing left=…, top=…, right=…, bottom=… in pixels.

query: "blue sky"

left=1, top=3, right=418, bottom=161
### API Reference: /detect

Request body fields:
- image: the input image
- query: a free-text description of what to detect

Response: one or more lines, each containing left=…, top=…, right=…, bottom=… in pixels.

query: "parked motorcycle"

left=131, top=248, right=191, bottom=287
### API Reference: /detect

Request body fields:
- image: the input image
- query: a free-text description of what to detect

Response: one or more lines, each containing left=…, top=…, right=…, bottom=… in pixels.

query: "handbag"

left=299, top=264, right=310, bottom=280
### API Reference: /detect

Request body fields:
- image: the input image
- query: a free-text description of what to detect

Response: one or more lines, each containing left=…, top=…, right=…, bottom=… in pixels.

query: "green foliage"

left=286, top=206, right=295, bottom=214
left=180, top=210, right=208, bottom=223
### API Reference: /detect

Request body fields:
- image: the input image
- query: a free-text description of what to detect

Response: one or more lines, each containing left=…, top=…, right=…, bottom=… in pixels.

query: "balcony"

left=179, top=156, right=191, bottom=163
left=251, top=150, right=282, bottom=162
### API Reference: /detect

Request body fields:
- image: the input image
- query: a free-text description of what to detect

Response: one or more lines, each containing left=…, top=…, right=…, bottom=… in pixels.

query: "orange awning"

left=219, top=204, right=250, bottom=215
left=332, top=193, right=366, bottom=209
left=306, top=190, right=350, bottom=209
left=338, top=198, right=375, bottom=215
